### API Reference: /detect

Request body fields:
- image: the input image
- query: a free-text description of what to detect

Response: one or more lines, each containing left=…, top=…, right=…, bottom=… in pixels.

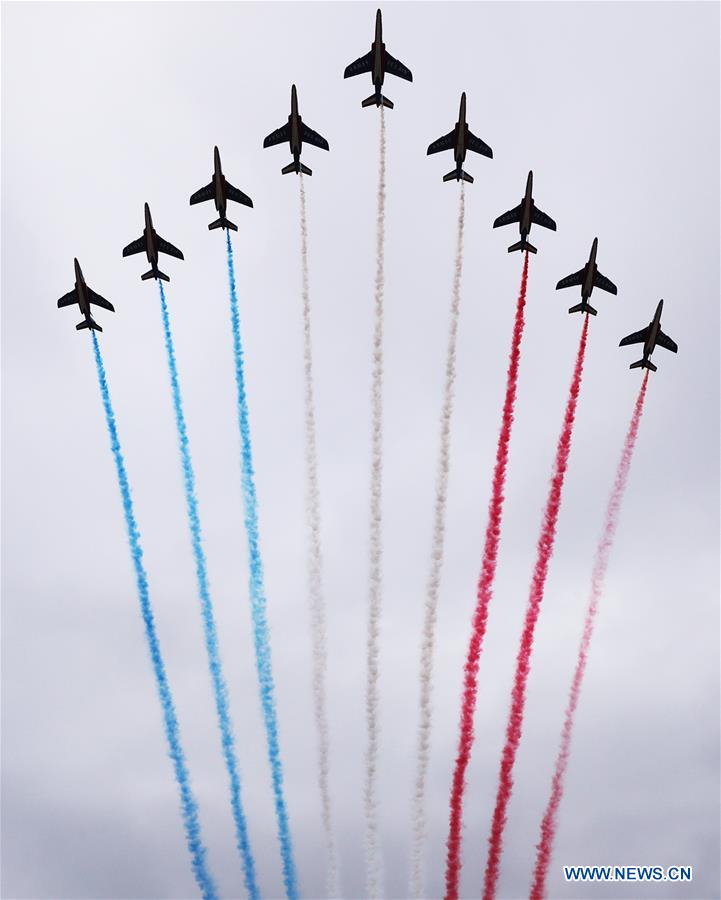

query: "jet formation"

left=56, top=7, right=677, bottom=375
left=556, top=238, right=618, bottom=316
left=619, top=300, right=678, bottom=371
left=122, top=203, right=184, bottom=282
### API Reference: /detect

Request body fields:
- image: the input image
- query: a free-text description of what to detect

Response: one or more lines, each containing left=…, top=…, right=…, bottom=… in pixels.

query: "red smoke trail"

left=530, top=372, right=650, bottom=900
left=445, top=252, right=530, bottom=900
left=482, top=314, right=590, bottom=900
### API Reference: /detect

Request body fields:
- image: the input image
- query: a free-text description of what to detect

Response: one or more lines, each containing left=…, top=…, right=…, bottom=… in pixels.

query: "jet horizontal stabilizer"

left=142, top=268, right=169, bottom=282
left=362, top=93, right=394, bottom=109
left=209, top=217, right=238, bottom=232
left=630, top=358, right=657, bottom=372
left=281, top=161, right=312, bottom=176
left=76, top=318, right=101, bottom=332
left=509, top=240, right=536, bottom=254
left=569, top=301, right=597, bottom=316
left=443, top=169, right=473, bottom=183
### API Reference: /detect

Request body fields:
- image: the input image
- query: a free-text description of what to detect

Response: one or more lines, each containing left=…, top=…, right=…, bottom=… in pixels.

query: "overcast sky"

left=2, top=2, right=719, bottom=899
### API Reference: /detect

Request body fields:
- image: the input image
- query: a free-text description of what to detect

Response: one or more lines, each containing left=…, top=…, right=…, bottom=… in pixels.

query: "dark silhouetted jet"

left=344, top=9, right=412, bottom=109
left=556, top=238, right=617, bottom=316
left=427, top=92, right=492, bottom=184
left=57, top=258, right=114, bottom=332
left=189, top=146, right=253, bottom=232
left=493, top=171, right=557, bottom=254
left=619, top=300, right=677, bottom=371
left=263, top=85, right=329, bottom=176
left=122, top=204, right=184, bottom=282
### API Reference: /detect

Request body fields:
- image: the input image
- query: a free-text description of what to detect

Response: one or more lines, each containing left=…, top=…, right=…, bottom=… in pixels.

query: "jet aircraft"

left=122, top=203, right=184, bottom=282
left=263, top=85, right=329, bottom=176
left=343, top=9, right=413, bottom=109
left=427, top=92, right=493, bottom=184
left=619, top=299, right=677, bottom=371
left=189, top=146, right=253, bottom=232
left=57, top=258, right=114, bottom=332
left=556, top=238, right=617, bottom=316
left=493, top=171, right=557, bottom=254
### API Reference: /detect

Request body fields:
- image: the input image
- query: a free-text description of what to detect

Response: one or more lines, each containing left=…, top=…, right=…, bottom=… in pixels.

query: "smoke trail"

left=90, top=332, right=217, bottom=900
left=530, top=372, right=650, bottom=900
left=445, top=253, right=530, bottom=899
left=156, top=283, right=259, bottom=900
left=298, top=175, right=339, bottom=898
left=365, top=104, right=386, bottom=900
left=410, top=183, right=466, bottom=900
left=482, top=314, right=591, bottom=900
left=224, top=234, right=299, bottom=900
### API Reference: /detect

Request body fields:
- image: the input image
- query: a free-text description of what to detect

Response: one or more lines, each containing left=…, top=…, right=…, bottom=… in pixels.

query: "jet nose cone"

left=461, top=91, right=466, bottom=101
left=144, top=202, right=150, bottom=214
left=658, top=298, right=664, bottom=312
left=592, top=236, right=598, bottom=250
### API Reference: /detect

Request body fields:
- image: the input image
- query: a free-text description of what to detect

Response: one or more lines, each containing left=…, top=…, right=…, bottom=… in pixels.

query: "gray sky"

left=2, top=2, right=719, bottom=899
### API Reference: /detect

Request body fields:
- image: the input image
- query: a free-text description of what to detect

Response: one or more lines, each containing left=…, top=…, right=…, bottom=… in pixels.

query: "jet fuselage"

left=519, top=171, right=534, bottom=237
left=213, top=146, right=227, bottom=218
left=582, top=237, right=599, bottom=299
left=144, top=203, right=159, bottom=268
left=371, top=10, right=386, bottom=92
left=644, top=299, right=664, bottom=358
left=453, top=92, right=468, bottom=168
left=289, top=84, right=302, bottom=163
left=73, top=258, right=91, bottom=319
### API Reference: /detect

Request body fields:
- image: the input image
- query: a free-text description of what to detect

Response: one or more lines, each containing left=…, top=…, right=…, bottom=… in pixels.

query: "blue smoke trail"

left=90, top=331, right=217, bottom=900
left=225, top=231, right=299, bottom=900
left=156, top=283, right=260, bottom=900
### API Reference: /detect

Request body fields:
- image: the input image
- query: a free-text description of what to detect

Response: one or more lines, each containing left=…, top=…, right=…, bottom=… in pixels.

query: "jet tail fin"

left=362, top=93, right=394, bottom=109
left=76, top=318, right=102, bottom=332
left=569, top=301, right=597, bottom=316
left=508, top=239, right=537, bottom=254
left=630, top=358, right=657, bottom=372
left=142, top=268, right=169, bottom=282
left=443, top=169, right=474, bottom=184
left=209, top=217, right=238, bottom=232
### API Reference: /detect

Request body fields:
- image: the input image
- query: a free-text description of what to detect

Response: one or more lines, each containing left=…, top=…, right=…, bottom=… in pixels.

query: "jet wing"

left=427, top=130, right=455, bottom=155
left=493, top=204, right=522, bottom=229
left=344, top=51, right=373, bottom=79
left=466, top=129, right=493, bottom=159
left=384, top=51, right=413, bottom=82
left=263, top=122, right=291, bottom=148
left=301, top=123, right=330, bottom=151
left=556, top=268, right=586, bottom=290
left=122, top=236, right=145, bottom=257
left=57, top=289, right=78, bottom=308
left=619, top=326, right=650, bottom=347
left=531, top=206, right=557, bottom=231
left=593, top=269, right=618, bottom=295
left=88, top=287, right=115, bottom=312
left=656, top=329, right=678, bottom=353
left=225, top=179, right=254, bottom=208
left=156, top=235, right=184, bottom=260
left=190, top=181, right=214, bottom=205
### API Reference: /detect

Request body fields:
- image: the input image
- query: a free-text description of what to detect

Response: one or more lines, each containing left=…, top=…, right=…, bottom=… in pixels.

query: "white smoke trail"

left=365, top=105, right=386, bottom=900
left=410, top=185, right=466, bottom=899
left=298, top=175, right=339, bottom=899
